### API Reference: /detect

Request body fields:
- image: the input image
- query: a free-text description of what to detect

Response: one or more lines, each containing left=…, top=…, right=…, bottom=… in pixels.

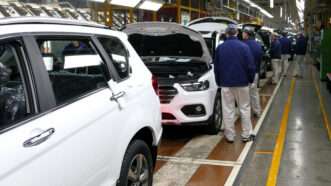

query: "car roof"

left=0, top=17, right=127, bottom=40
left=0, top=17, right=106, bottom=28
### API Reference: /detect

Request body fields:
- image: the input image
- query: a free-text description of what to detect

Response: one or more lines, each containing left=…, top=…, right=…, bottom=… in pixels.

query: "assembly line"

left=0, top=1, right=331, bottom=186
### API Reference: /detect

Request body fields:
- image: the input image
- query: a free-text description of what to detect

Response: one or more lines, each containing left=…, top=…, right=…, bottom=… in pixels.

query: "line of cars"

left=0, top=15, right=275, bottom=186
left=121, top=17, right=275, bottom=135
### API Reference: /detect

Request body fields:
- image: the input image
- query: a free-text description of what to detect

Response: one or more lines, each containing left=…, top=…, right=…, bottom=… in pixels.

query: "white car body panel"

left=0, top=19, right=162, bottom=186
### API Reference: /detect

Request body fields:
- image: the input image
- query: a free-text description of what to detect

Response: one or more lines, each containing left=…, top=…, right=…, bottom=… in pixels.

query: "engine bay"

left=145, top=61, right=210, bottom=84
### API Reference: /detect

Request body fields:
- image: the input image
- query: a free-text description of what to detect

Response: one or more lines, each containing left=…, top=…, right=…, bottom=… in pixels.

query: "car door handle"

left=23, top=128, right=55, bottom=148
left=110, top=91, right=126, bottom=101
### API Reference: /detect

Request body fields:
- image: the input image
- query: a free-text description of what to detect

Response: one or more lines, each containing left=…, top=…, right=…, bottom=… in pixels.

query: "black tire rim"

left=214, top=98, right=222, bottom=129
left=127, top=154, right=149, bottom=186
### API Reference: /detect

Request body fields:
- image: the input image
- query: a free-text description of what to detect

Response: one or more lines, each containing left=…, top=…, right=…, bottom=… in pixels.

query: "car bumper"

left=161, top=84, right=217, bottom=125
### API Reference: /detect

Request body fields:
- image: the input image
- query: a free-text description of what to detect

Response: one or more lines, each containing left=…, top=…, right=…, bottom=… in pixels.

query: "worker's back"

left=214, top=36, right=256, bottom=87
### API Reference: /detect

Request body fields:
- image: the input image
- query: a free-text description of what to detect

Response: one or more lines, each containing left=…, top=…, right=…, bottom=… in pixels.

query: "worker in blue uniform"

left=294, top=33, right=307, bottom=78
left=242, top=29, right=263, bottom=117
left=214, top=24, right=256, bottom=143
left=270, top=33, right=282, bottom=84
left=279, top=32, right=292, bottom=76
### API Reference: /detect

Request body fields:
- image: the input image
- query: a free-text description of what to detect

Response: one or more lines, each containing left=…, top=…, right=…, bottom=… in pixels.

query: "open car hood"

left=188, top=17, right=237, bottom=34
left=123, top=22, right=212, bottom=64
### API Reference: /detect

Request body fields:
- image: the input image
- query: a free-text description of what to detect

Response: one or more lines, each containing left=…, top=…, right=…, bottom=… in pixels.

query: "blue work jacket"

left=270, top=39, right=282, bottom=59
left=243, top=39, right=263, bottom=73
left=279, top=37, right=292, bottom=54
left=213, top=36, right=256, bottom=87
left=295, top=36, right=307, bottom=55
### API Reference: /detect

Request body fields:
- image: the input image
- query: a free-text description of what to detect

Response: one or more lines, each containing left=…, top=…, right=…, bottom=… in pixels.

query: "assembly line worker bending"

left=213, top=24, right=256, bottom=143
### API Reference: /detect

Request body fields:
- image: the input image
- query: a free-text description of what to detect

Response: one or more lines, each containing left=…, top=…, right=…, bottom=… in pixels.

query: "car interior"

left=38, top=39, right=107, bottom=105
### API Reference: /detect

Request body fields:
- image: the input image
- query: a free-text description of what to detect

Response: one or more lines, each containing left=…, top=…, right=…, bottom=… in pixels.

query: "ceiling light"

left=280, top=7, right=283, bottom=17
left=243, top=0, right=273, bottom=18
left=110, top=0, right=142, bottom=8
left=139, top=0, right=164, bottom=11
left=270, top=0, right=274, bottom=8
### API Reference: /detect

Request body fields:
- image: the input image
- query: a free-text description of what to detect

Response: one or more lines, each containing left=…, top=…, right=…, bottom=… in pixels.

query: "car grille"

left=158, top=86, right=178, bottom=104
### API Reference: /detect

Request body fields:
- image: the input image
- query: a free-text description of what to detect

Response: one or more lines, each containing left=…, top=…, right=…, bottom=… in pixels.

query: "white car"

left=123, top=22, right=222, bottom=134
left=188, top=17, right=238, bottom=57
left=0, top=17, right=162, bottom=186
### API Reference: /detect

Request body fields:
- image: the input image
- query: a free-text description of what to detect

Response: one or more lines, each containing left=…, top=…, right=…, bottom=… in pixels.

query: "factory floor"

left=153, top=56, right=331, bottom=186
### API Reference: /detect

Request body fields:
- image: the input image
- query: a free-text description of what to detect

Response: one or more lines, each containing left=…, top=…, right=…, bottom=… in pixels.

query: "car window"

left=0, top=42, right=32, bottom=130
left=37, top=37, right=109, bottom=106
left=98, top=37, right=130, bottom=79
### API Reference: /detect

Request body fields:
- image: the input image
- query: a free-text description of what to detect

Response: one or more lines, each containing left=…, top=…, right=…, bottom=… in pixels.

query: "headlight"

left=180, top=80, right=209, bottom=91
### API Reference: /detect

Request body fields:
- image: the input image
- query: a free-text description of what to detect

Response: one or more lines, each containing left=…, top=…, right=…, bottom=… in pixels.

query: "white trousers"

left=250, top=74, right=261, bottom=115
left=294, top=55, right=305, bottom=76
left=272, top=59, right=281, bottom=83
left=281, top=54, right=290, bottom=75
left=221, top=86, right=252, bottom=140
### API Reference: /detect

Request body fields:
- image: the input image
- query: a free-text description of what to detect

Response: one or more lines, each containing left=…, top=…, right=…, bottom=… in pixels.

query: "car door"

left=0, top=35, right=127, bottom=186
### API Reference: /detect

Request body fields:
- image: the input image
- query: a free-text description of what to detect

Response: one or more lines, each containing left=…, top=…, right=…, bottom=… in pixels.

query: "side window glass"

left=0, top=42, right=32, bottom=130
left=37, top=38, right=109, bottom=105
left=98, top=37, right=130, bottom=79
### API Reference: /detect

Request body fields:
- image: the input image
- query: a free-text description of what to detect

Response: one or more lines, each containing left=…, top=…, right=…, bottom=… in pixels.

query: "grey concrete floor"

left=238, top=61, right=331, bottom=186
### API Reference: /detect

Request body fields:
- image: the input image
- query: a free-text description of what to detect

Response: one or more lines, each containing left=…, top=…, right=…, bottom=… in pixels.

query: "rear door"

left=0, top=34, right=126, bottom=186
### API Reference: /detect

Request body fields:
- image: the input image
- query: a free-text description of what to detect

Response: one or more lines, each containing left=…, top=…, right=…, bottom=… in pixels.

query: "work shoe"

left=241, top=134, right=255, bottom=143
left=225, top=137, right=234, bottom=143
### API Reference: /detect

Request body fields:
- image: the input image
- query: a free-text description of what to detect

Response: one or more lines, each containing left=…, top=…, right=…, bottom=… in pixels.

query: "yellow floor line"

left=311, top=67, right=331, bottom=141
left=266, top=78, right=296, bottom=186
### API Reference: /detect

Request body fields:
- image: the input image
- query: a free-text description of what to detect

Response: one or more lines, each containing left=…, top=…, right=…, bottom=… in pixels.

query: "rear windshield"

left=128, top=34, right=203, bottom=58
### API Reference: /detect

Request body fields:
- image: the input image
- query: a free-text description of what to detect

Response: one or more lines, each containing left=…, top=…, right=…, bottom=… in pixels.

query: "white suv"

left=0, top=17, right=162, bottom=186
left=124, top=22, right=222, bottom=134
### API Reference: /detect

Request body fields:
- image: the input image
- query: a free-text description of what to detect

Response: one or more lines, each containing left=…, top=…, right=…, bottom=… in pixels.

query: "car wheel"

left=206, top=92, right=222, bottom=135
left=118, top=140, right=153, bottom=186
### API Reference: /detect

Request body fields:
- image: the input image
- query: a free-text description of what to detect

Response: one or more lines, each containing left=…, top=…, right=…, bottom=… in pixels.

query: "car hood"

left=241, top=23, right=262, bottom=32
left=188, top=17, right=237, bottom=34
left=123, top=22, right=212, bottom=64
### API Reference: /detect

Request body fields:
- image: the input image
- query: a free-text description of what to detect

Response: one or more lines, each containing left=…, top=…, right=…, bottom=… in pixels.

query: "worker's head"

left=282, top=32, right=288, bottom=37
left=72, top=41, right=80, bottom=48
left=242, top=29, right=254, bottom=40
left=225, top=24, right=238, bottom=37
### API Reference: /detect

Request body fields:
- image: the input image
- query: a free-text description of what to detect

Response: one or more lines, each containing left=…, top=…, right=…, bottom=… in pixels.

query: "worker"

left=62, top=41, right=91, bottom=56
left=279, top=32, right=292, bottom=76
left=294, top=33, right=307, bottom=78
left=270, top=33, right=282, bottom=84
left=213, top=24, right=256, bottom=143
left=242, top=29, right=263, bottom=117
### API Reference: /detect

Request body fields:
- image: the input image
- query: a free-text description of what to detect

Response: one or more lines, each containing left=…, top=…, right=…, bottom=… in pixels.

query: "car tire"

left=117, top=140, right=153, bottom=186
left=206, top=92, right=222, bottom=135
